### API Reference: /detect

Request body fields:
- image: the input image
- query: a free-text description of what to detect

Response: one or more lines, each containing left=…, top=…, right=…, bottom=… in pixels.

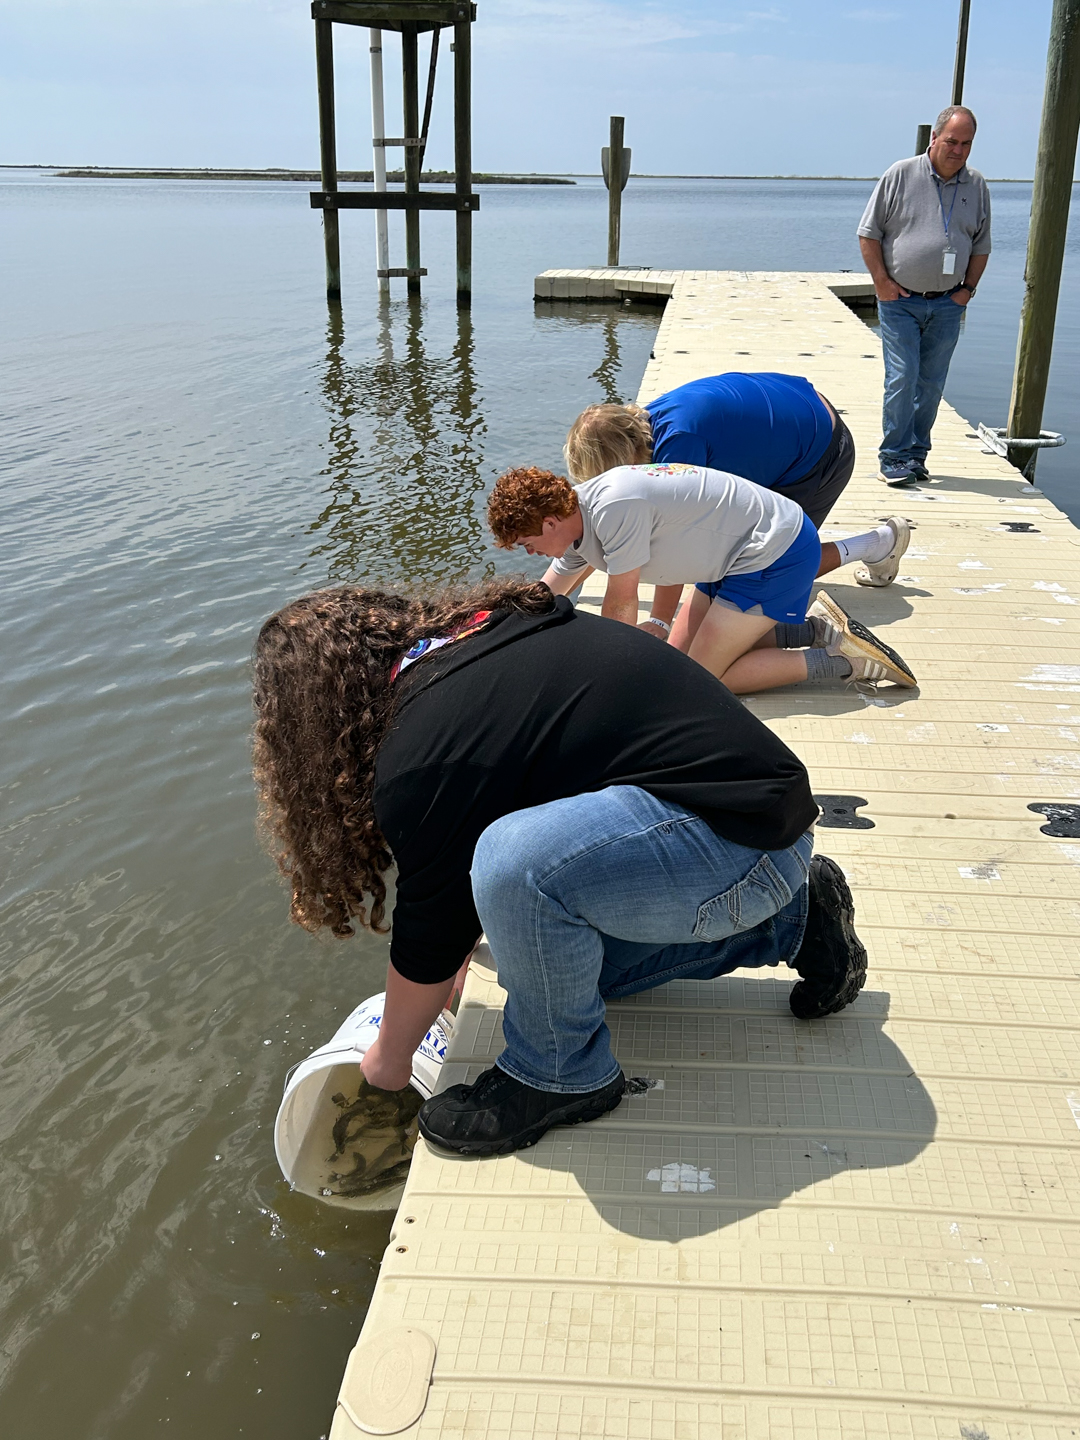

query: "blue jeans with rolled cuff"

left=470, top=785, right=814, bottom=1093
left=877, top=292, right=964, bottom=466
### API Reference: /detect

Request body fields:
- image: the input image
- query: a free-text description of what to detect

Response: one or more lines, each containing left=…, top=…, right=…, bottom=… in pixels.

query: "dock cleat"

left=418, top=1064, right=625, bottom=1156
left=808, top=591, right=917, bottom=687
left=855, top=516, right=911, bottom=587
left=789, top=855, right=868, bottom=1019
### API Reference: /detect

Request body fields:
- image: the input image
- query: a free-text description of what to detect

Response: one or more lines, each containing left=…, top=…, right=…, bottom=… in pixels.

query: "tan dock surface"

left=331, top=272, right=1080, bottom=1439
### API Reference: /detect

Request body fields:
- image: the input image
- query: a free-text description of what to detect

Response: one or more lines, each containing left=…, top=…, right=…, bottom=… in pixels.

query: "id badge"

left=942, top=247, right=957, bottom=276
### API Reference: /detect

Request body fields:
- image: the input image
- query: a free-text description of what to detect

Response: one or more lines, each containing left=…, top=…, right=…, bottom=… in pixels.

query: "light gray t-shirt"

left=857, top=153, right=991, bottom=293
left=550, top=462, right=806, bottom=586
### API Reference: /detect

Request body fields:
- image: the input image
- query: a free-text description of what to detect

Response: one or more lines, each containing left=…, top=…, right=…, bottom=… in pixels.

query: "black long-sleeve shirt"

left=373, top=598, right=817, bottom=983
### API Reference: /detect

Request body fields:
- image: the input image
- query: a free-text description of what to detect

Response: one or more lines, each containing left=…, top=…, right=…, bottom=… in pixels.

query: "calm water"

left=2, top=172, right=1078, bottom=1438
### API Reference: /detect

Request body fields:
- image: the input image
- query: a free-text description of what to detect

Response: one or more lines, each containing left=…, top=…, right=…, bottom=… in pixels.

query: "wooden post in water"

left=315, top=18, right=341, bottom=302
left=454, top=14, right=473, bottom=306
left=369, top=28, right=390, bottom=295
left=604, top=116, right=627, bottom=267
left=952, top=0, right=972, bottom=104
left=1006, top=0, right=1080, bottom=475
left=914, top=123, right=931, bottom=156
left=402, top=24, right=422, bottom=295
left=308, top=0, right=477, bottom=300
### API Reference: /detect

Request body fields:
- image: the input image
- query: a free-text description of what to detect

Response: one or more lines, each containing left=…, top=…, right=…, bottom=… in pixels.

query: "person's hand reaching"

left=360, top=1036, right=414, bottom=1092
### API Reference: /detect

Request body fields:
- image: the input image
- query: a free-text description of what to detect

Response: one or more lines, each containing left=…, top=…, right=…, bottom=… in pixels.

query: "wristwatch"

left=957, top=283, right=977, bottom=296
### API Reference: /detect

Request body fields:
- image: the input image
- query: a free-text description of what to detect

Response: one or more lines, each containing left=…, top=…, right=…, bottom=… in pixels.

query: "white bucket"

left=274, top=995, right=452, bottom=1212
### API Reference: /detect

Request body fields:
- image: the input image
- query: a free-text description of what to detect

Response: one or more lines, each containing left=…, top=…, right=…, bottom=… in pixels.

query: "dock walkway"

left=331, top=271, right=1080, bottom=1439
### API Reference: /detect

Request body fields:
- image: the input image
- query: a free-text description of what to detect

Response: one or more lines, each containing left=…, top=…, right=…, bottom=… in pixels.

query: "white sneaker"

left=807, top=591, right=917, bottom=687
left=854, top=517, right=911, bottom=588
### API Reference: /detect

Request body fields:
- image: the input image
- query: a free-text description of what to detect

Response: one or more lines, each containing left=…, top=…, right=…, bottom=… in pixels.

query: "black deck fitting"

left=814, top=795, right=875, bottom=829
left=1028, top=802, right=1080, bottom=837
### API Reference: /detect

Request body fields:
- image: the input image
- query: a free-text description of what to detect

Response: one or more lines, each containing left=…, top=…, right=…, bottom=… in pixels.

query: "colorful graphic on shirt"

left=640, top=463, right=698, bottom=476
left=391, top=610, right=493, bottom=681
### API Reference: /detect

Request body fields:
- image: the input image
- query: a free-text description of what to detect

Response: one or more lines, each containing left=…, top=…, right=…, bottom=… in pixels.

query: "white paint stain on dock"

left=646, top=1162, right=716, bottom=1193
left=1020, top=665, right=1080, bottom=684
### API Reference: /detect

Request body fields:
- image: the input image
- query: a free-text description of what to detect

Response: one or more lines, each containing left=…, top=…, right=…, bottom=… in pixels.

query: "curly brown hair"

left=252, top=578, right=555, bottom=938
left=487, top=466, right=578, bottom=549
left=564, top=403, right=653, bottom=481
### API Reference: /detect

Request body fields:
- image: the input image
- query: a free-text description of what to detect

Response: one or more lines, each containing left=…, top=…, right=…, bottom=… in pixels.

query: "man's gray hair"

left=934, top=104, right=977, bottom=135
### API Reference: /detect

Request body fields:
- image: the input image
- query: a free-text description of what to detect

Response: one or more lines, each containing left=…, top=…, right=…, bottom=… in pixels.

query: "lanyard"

left=935, top=174, right=959, bottom=240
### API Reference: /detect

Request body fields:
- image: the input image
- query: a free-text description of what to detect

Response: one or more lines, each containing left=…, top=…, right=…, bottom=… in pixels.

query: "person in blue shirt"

left=563, top=371, right=910, bottom=636
left=567, top=372, right=854, bottom=529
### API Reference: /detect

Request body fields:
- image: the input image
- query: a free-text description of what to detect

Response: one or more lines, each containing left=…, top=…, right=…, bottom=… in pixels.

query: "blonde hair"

left=564, top=403, right=653, bottom=482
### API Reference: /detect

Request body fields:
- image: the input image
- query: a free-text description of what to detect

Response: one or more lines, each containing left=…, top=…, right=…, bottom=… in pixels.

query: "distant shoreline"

left=43, top=167, right=574, bottom=185
left=0, top=165, right=1049, bottom=183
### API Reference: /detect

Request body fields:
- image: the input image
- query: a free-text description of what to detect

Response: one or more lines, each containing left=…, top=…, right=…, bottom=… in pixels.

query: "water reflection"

left=590, top=311, right=630, bottom=405
left=309, top=299, right=489, bottom=586
left=533, top=299, right=664, bottom=411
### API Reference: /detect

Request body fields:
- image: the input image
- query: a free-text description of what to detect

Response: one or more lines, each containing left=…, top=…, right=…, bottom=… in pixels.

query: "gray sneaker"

left=879, top=460, right=920, bottom=486
left=808, top=591, right=917, bottom=687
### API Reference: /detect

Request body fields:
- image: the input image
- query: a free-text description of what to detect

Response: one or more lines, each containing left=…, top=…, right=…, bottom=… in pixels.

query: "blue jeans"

left=470, top=786, right=814, bottom=1093
left=878, top=293, right=964, bottom=466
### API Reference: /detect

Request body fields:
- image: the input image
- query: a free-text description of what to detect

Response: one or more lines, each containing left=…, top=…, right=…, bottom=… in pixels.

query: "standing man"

left=858, top=106, right=991, bottom=486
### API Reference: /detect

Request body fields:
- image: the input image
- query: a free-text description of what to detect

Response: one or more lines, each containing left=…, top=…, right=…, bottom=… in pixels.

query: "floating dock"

left=330, top=270, right=1080, bottom=1438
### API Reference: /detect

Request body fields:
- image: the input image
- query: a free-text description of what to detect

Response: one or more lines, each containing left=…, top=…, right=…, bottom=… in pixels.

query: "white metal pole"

left=369, top=27, right=390, bottom=292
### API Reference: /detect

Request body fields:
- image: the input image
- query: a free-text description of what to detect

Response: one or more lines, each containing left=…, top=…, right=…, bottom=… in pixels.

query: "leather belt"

left=902, top=284, right=963, bottom=299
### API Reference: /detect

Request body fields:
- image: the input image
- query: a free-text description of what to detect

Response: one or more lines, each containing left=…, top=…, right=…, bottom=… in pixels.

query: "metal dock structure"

left=330, top=270, right=1080, bottom=1439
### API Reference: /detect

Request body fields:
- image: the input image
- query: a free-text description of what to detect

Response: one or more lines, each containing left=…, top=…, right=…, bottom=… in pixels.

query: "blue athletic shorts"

left=695, top=512, right=821, bottom=624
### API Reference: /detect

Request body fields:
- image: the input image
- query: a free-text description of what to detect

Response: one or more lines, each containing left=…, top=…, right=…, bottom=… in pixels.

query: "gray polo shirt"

left=549, top=463, right=805, bottom=586
left=857, top=153, right=991, bottom=293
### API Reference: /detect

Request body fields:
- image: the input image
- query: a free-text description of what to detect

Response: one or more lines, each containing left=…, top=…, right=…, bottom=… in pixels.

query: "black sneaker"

left=418, top=1065, right=625, bottom=1156
left=789, top=856, right=868, bottom=1019
left=910, top=459, right=931, bottom=480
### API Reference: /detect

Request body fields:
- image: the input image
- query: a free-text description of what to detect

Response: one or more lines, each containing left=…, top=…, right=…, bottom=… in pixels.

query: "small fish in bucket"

left=273, top=959, right=472, bottom=1210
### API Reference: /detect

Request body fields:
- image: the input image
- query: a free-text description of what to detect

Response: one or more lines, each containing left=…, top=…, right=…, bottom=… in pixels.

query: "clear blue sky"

left=0, top=1, right=1067, bottom=177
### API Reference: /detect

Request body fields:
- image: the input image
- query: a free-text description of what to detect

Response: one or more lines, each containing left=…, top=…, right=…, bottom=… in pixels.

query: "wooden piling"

left=308, top=0, right=476, bottom=301
left=951, top=0, right=971, bottom=105
left=1006, top=0, right=1080, bottom=474
left=369, top=27, right=390, bottom=294
left=606, top=116, right=625, bottom=267
left=314, top=18, right=341, bottom=302
left=914, top=123, right=931, bottom=156
left=454, top=15, right=473, bottom=307
left=402, top=23, right=422, bottom=295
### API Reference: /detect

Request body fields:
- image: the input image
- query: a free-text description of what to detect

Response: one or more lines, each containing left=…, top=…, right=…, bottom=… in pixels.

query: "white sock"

left=834, top=523, right=895, bottom=566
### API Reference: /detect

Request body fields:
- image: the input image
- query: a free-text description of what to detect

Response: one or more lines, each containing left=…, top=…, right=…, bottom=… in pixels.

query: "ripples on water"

left=0, top=172, right=661, bottom=1439
left=1, top=171, right=1076, bottom=1438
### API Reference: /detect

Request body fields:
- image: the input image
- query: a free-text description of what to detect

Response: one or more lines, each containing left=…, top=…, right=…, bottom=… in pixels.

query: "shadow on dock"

left=452, top=976, right=937, bottom=1242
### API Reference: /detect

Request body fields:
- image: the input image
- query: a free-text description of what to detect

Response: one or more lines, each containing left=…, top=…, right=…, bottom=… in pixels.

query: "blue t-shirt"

left=646, top=373, right=832, bottom=490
